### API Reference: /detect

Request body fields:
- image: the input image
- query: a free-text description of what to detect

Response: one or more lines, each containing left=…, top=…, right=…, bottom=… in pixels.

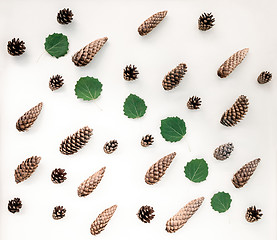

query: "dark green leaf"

left=211, top=192, right=232, bottom=213
left=44, top=33, right=69, bottom=58
left=160, top=117, right=186, bottom=142
left=184, top=158, right=208, bottom=183
left=75, top=76, right=103, bottom=101
left=123, top=94, right=147, bottom=119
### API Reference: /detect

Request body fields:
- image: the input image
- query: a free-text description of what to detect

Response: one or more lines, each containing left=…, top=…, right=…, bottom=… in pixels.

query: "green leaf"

left=44, top=33, right=69, bottom=58
left=160, top=117, right=186, bottom=142
left=123, top=94, right=147, bottom=119
left=75, top=76, right=103, bottom=101
left=211, top=192, right=232, bottom=213
left=184, top=158, right=208, bottom=183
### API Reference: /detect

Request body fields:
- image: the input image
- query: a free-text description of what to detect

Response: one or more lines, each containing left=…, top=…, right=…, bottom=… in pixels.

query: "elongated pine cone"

left=49, top=74, right=64, bottom=91
left=72, top=37, right=108, bottom=67
left=257, top=71, right=272, bottom=84
left=166, top=197, right=204, bottom=233
left=103, top=140, right=118, bottom=154
left=16, top=102, right=43, bottom=132
left=220, top=95, right=249, bottom=127
left=198, top=12, right=215, bottom=31
left=141, top=134, right=154, bottom=147
left=7, top=38, right=26, bottom=56
left=14, top=156, right=41, bottom=183
left=57, top=8, right=73, bottom=24
left=187, top=96, right=201, bottom=110
left=51, top=168, right=67, bottom=184
left=232, top=158, right=261, bottom=188
left=217, top=48, right=249, bottom=78
left=8, top=198, right=22, bottom=213
left=77, top=167, right=106, bottom=197
left=213, top=143, right=234, bottom=160
left=90, top=205, right=117, bottom=235
left=123, top=65, right=139, bottom=81
left=138, top=10, right=167, bottom=36
left=245, top=206, right=262, bottom=223
left=59, top=126, right=93, bottom=155
left=52, top=206, right=66, bottom=220
left=145, top=152, right=176, bottom=185
left=162, top=63, right=187, bottom=90
left=137, top=205, right=155, bottom=223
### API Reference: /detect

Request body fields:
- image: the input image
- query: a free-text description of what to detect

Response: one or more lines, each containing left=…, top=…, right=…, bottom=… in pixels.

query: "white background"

left=0, top=0, right=276, bottom=239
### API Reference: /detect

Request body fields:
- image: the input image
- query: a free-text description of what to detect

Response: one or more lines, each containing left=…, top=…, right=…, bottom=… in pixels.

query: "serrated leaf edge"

left=211, top=191, right=232, bottom=213
left=44, top=33, right=69, bottom=58
left=184, top=158, right=209, bottom=183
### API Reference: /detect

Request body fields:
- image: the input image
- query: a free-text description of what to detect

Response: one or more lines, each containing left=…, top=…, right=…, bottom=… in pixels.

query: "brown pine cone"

left=52, top=206, right=66, bottom=220
left=138, top=10, right=168, bottom=36
left=141, top=134, right=154, bottom=147
left=217, top=48, right=249, bottom=78
left=103, top=140, right=118, bottom=154
left=245, top=206, right=263, bottom=223
left=145, top=152, right=176, bottom=185
left=257, top=71, right=272, bottom=84
left=166, top=197, right=204, bottom=233
left=232, top=158, right=261, bottom=188
left=7, top=38, right=26, bottom=56
left=137, top=205, right=155, bottom=223
left=16, top=102, right=43, bottom=132
left=57, top=8, right=73, bottom=24
left=90, top=205, right=117, bottom=235
left=187, top=96, right=201, bottom=110
left=14, top=156, right=41, bottom=183
left=51, top=168, right=67, bottom=184
left=220, top=95, right=249, bottom=127
left=77, top=167, right=106, bottom=197
left=213, top=143, right=234, bottom=161
left=162, top=63, right=187, bottom=90
left=59, top=126, right=93, bottom=155
left=72, top=37, right=108, bottom=67
left=8, top=198, right=22, bottom=213
left=123, top=65, right=139, bottom=81
left=49, top=74, right=64, bottom=91
left=198, top=12, right=215, bottom=31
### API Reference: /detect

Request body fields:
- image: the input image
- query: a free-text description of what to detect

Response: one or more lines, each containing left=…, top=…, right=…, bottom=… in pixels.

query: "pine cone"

left=59, top=126, right=93, bottom=155
left=123, top=65, right=139, bottom=81
left=245, top=206, right=263, bottom=223
left=57, top=8, right=73, bottom=24
left=257, top=71, right=272, bottom=84
left=14, top=156, right=41, bottom=183
left=138, top=10, right=168, bottom=36
left=77, top=167, right=106, bottom=197
left=8, top=198, right=22, bottom=213
left=49, top=74, right=64, bottom=91
left=198, top=12, right=215, bottom=31
left=232, top=158, right=261, bottom=188
left=220, top=95, right=249, bottom=127
left=187, top=96, right=201, bottom=110
left=213, top=143, right=234, bottom=161
left=217, top=48, right=249, bottom=78
left=7, top=38, right=26, bottom=56
left=137, top=205, right=155, bottom=223
left=72, top=37, right=108, bottom=67
left=103, top=140, right=118, bottom=154
left=16, top=102, right=43, bottom=132
left=52, top=206, right=66, bottom=220
left=141, top=134, right=154, bottom=147
left=90, top=205, right=117, bottom=235
left=162, top=63, right=187, bottom=90
left=166, top=197, right=204, bottom=233
left=51, top=168, right=67, bottom=184
left=145, top=152, right=176, bottom=185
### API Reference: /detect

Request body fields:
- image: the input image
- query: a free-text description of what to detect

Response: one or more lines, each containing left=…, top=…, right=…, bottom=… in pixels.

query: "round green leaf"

left=123, top=94, right=147, bottom=119
left=75, top=76, right=103, bottom=101
left=184, top=158, right=208, bottom=183
left=211, top=192, right=232, bottom=213
left=160, top=117, right=186, bottom=142
left=44, top=33, right=69, bottom=58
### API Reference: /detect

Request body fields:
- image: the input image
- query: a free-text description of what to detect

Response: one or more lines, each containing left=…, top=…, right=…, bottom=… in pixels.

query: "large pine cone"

left=213, top=143, right=234, bottom=160
left=245, top=206, right=262, bottom=223
left=57, top=8, right=73, bottom=24
left=162, top=63, right=187, bottom=90
left=198, top=12, right=215, bottom=31
left=7, top=38, right=26, bottom=56
left=8, top=198, right=22, bottom=213
left=137, top=205, right=155, bottom=223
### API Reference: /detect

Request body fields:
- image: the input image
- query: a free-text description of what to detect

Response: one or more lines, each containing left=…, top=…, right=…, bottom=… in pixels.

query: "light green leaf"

left=211, top=192, right=232, bottom=213
left=75, top=76, right=103, bottom=101
left=123, top=94, right=147, bottom=119
left=44, top=33, right=69, bottom=58
left=184, top=158, right=208, bottom=183
left=160, top=117, right=186, bottom=142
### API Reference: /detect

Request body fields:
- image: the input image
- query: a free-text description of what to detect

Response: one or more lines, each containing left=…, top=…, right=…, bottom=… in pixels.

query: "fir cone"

left=90, top=205, right=117, bottom=235
left=245, top=206, right=263, bottom=223
left=16, top=102, right=43, bottom=132
left=232, top=158, right=261, bottom=188
left=51, top=168, right=67, bottom=184
left=213, top=143, right=234, bottom=161
left=49, top=74, right=64, bottom=91
left=187, top=96, right=201, bottom=110
left=137, top=205, right=155, bottom=223
left=123, top=65, right=139, bottom=81
left=14, top=156, right=41, bottom=183
left=257, top=71, right=272, bottom=84
left=198, top=12, right=215, bottom=31
left=57, top=8, right=73, bottom=24
left=145, top=152, right=176, bottom=185
left=72, top=37, right=108, bottom=67
left=77, top=167, right=106, bottom=197
left=162, top=63, right=187, bottom=90
left=8, top=198, right=22, bottom=213
left=138, top=10, right=168, bottom=36
left=59, top=126, right=93, bottom=155
left=103, top=140, right=118, bottom=154
left=217, top=48, right=249, bottom=78
left=141, top=134, right=154, bottom=147
left=220, top=95, right=249, bottom=127
left=166, top=197, right=204, bottom=233
left=7, top=38, right=26, bottom=56
left=52, top=206, right=66, bottom=220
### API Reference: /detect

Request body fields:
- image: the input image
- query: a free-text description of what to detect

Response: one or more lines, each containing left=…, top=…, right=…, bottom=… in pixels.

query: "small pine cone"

left=220, top=95, right=249, bottom=127
left=8, top=198, right=22, bottom=213
left=232, top=158, right=261, bottom=188
left=59, top=126, right=93, bottom=155
left=90, top=205, right=117, bottom=235
left=57, top=8, right=73, bottom=24
left=16, top=102, right=43, bottom=132
left=141, top=134, right=154, bottom=147
left=14, top=156, right=41, bottom=183
left=77, top=167, right=106, bottom=197
left=257, top=71, right=272, bottom=84
left=51, top=168, right=67, bottom=184
left=217, top=48, right=249, bottom=78
left=187, top=96, right=201, bottom=110
left=198, top=12, right=215, bottom=31
left=52, top=206, right=66, bottom=220
left=123, top=65, right=139, bottom=81
left=145, top=152, right=176, bottom=185
left=72, top=37, right=108, bottom=67
left=7, top=38, right=26, bottom=56
left=213, top=143, right=234, bottom=161
left=138, top=10, right=168, bottom=36
left=137, top=205, right=155, bottom=223
left=245, top=206, right=263, bottom=223
left=166, top=197, right=204, bottom=233
left=103, top=140, right=118, bottom=154
left=162, top=63, right=187, bottom=90
left=49, top=74, right=64, bottom=91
